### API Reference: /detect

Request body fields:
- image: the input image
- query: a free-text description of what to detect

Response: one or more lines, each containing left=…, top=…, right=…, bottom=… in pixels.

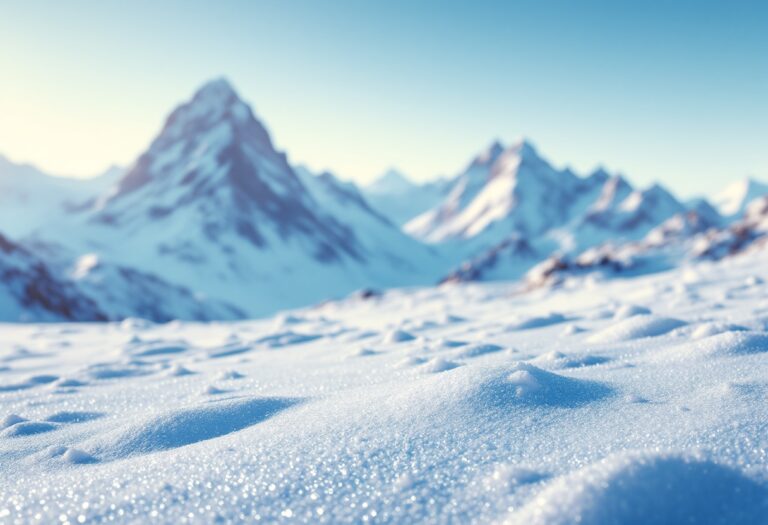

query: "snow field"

left=1, top=252, right=768, bottom=523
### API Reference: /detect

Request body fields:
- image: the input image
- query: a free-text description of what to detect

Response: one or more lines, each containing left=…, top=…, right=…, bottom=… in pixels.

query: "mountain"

left=365, top=168, right=416, bottom=195
left=361, top=169, right=451, bottom=226
left=406, top=140, right=646, bottom=251
left=525, top=198, right=760, bottom=290
left=51, top=78, right=447, bottom=316
left=569, top=182, right=686, bottom=249
left=405, top=140, right=508, bottom=242
left=1, top=78, right=755, bottom=321
left=440, top=234, right=541, bottom=284
left=712, top=177, right=768, bottom=219
left=65, top=252, right=245, bottom=322
left=0, top=231, right=244, bottom=322
left=449, top=187, right=711, bottom=287
left=0, top=155, right=121, bottom=239
left=294, top=165, right=448, bottom=277
left=0, top=232, right=107, bottom=322
left=410, top=140, right=692, bottom=285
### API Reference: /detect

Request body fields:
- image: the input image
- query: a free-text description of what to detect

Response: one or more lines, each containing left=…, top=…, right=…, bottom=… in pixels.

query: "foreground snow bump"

left=507, top=453, right=768, bottom=525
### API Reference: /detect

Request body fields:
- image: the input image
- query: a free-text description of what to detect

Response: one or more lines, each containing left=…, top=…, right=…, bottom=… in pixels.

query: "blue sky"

left=0, top=0, right=766, bottom=196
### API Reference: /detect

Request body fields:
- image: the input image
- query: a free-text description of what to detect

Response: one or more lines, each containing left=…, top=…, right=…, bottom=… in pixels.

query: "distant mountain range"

left=362, top=169, right=451, bottom=226
left=0, top=78, right=766, bottom=321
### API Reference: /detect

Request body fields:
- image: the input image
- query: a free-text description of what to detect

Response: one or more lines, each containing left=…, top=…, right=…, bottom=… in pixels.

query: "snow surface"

left=2, top=247, right=768, bottom=524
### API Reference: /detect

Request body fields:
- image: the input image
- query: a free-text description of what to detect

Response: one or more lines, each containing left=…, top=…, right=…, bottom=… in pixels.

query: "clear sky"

left=0, top=0, right=766, bottom=196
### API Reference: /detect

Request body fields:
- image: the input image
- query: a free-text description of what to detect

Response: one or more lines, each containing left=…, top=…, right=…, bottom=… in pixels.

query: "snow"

left=1, top=77, right=767, bottom=523
left=585, top=315, right=686, bottom=343
left=508, top=452, right=768, bottom=525
left=0, top=154, right=122, bottom=238
left=3, top=78, right=761, bottom=325
left=2, top=248, right=768, bottom=523
left=712, top=177, right=768, bottom=218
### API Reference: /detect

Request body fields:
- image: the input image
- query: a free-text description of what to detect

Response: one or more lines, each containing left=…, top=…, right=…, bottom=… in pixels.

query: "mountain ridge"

left=0, top=78, right=765, bottom=320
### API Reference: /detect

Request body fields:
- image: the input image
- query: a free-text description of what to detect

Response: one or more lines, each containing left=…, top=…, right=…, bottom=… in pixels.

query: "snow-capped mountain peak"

left=43, top=78, right=455, bottom=316
left=619, top=183, right=678, bottom=213
left=489, top=140, right=539, bottom=177
left=111, top=78, right=281, bottom=201
left=406, top=139, right=579, bottom=244
left=712, top=177, right=768, bottom=219
left=470, top=139, right=505, bottom=167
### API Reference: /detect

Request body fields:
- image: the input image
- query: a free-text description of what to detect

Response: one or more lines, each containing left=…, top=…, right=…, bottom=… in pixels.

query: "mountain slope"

left=65, top=253, right=246, bottom=322
left=712, top=177, right=768, bottom=219
left=0, top=233, right=106, bottom=321
left=295, top=166, right=447, bottom=277
left=525, top=198, right=763, bottom=290
left=0, top=155, right=121, bottom=239
left=405, top=140, right=507, bottom=242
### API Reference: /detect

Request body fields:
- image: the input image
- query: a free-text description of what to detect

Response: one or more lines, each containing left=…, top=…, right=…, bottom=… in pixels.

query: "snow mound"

left=86, top=396, right=298, bottom=460
left=44, top=446, right=99, bottom=465
left=2, top=421, right=57, bottom=437
left=218, top=370, right=246, bottom=380
left=481, top=464, right=549, bottom=492
left=0, top=374, right=59, bottom=392
left=254, top=331, right=322, bottom=349
left=86, top=363, right=151, bottom=380
left=203, top=385, right=228, bottom=395
left=613, top=304, right=651, bottom=320
left=207, top=344, right=252, bottom=359
left=420, top=357, right=462, bottom=373
left=530, top=351, right=611, bottom=370
left=396, top=356, right=427, bottom=368
left=471, top=364, right=613, bottom=409
left=561, top=324, right=586, bottom=336
left=131, top=343, right=189, bottom=357
left=507, top=313, right=567, bottom=331
left=656, top=331, right=768, bottom=361
left=383, top=329, right=416, bottom=343
left=62, top=448, right=98, bottom=465
left=347, top=347, right=379, bottom=358
left=167, top=364, right=195, bottom=377
left=691, top=322, right=748, bottom=339
left=1, top=414, right=27, bottom=429
left=587, top=315, right=686, bottom=344
left=506, top=452, right=768, bottom=525
left=454, top=343, right=504, bottom=359
left=45, top=411, right=104, bottom=424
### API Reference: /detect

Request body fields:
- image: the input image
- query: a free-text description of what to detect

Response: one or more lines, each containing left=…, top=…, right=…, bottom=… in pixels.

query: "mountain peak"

left=486, top=139, right=505, bottom=156
left=588, top=166, right=612, bottom=181
left=508, top=137, right=537, bottom=156
left=192, top=77, right=239, bottom=103
left=469, top=140, right=505, bottom=168
left=367, top=169, right=414, bottom=194
left=713, top=177, right=768, bottom=217
left=109, top=78, right=279, bottom=200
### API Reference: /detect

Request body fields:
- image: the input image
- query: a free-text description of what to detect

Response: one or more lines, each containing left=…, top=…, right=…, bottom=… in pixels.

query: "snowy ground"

left=2, top=252, right=768, bottom=524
